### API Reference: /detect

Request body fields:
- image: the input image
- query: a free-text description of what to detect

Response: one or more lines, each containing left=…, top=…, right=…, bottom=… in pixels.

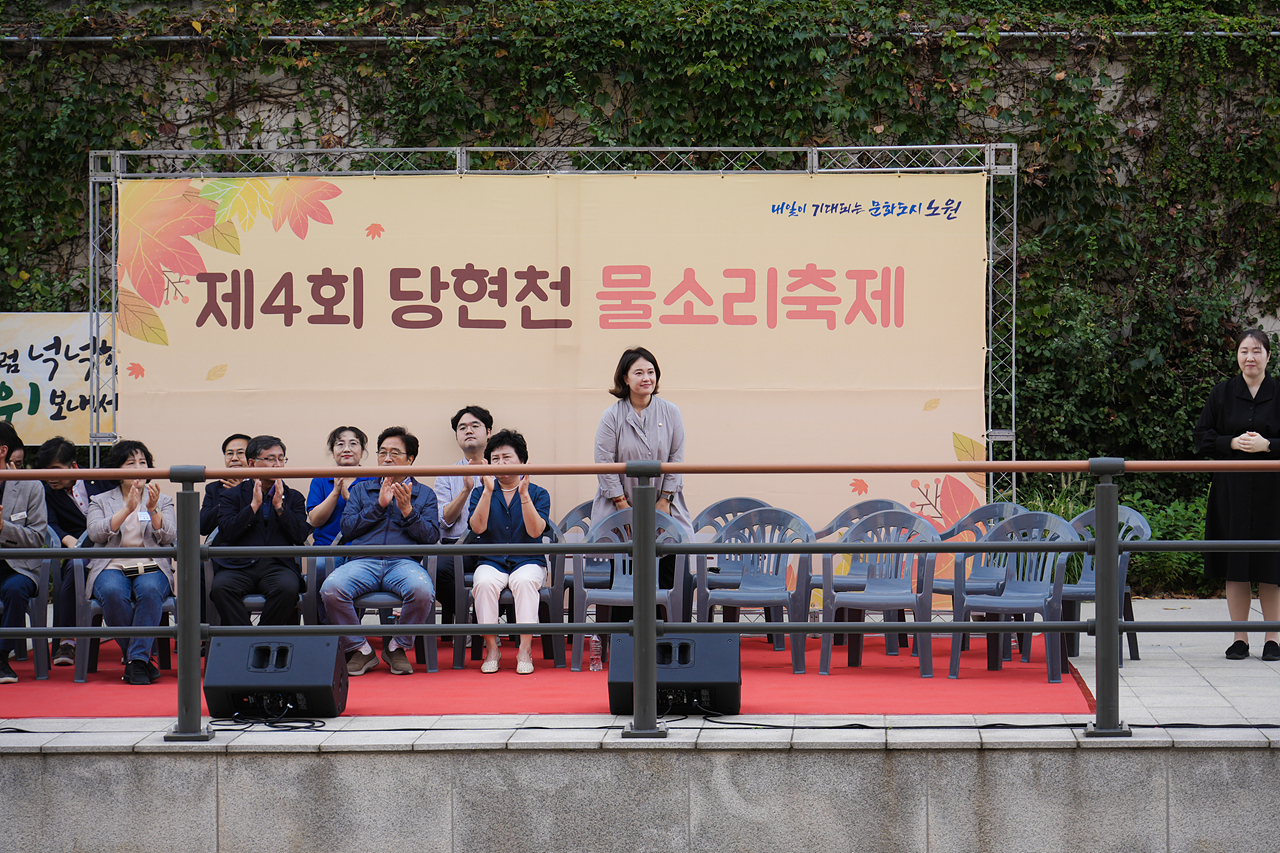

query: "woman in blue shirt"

left=468, top=429, right=552, bottom=675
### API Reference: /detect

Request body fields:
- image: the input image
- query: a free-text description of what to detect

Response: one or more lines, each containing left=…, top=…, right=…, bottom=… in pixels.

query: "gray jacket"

left=85, top=487, right=177, bottom=597
left=590, top=396, right=692, bottom=536
left=0, top=479, right=49, bottom=581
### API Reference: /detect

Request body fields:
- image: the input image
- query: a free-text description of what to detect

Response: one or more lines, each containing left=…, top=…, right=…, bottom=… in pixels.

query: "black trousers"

left=209, top=559, right=301, bottom=625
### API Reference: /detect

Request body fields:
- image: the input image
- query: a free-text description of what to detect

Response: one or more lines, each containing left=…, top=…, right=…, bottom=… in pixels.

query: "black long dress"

left=1194, top=374, right=1280, bottom=584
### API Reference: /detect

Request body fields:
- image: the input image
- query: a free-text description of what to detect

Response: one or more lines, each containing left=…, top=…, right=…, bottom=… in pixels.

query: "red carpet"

left=2, top=635, right=1091, bottom=718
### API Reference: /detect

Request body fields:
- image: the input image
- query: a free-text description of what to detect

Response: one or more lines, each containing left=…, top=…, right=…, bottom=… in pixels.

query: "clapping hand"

left=271, top=479, right=286, bottom=512
left=393, top=480, right=414, bottom=516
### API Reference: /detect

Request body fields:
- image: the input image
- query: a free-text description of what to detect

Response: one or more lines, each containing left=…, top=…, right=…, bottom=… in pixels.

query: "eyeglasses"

left=255, top=455, right=288, bottom=465
left=458, top=422, right=485, bottom=433
left=376, top=448, right=406, bottom=459
left=224, top=449, right=247, bottom=459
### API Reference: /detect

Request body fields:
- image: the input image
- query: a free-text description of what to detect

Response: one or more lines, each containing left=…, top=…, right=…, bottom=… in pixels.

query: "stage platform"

left=4, top=600, right=1280, bottom=853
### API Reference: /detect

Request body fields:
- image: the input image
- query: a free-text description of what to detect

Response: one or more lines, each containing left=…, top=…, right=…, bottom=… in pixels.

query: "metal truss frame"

left=89, top=145, right=1016, bottom=494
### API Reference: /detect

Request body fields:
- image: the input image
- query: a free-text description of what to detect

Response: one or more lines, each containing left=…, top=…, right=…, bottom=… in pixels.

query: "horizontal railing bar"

left=9, top=620, right=1280, bottom=640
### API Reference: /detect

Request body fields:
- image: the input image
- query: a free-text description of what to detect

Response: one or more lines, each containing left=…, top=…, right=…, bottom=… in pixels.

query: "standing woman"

left=591, top=346, right=693, bottom=621
left=85, top=440, right=177, bottom=685
left=1195, top=329, right=1280, bottom=661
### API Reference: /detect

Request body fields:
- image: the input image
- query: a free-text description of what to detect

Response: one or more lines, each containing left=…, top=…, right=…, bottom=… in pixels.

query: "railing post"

left=165, top=465, right=213, bottom=742
left=622, top=460, right=667, bottom=738
left=1086, top=457, right=1130, bottom=737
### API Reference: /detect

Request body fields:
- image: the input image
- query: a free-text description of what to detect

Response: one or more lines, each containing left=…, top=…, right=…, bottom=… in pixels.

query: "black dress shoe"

left=1226, top=640, right=1250, bottom=660
left=1263, top=641, right=1280, bottom=662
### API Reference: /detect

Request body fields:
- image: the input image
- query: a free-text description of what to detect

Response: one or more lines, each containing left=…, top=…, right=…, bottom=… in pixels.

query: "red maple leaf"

left=366, top=223, right=385, bottom=239
left=126, top=362, right=145, bottom=379
left=117, top=180, right=215, bottom=306
left=849, top=478, right=869, bottom=495
left=271, top=178, right=341, bottom=239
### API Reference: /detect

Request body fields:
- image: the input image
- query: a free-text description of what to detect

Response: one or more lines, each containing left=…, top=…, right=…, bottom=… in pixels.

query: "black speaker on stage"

left=607, top=634, right=741, bottom=715
left=204, top=636, right=348, bottom=718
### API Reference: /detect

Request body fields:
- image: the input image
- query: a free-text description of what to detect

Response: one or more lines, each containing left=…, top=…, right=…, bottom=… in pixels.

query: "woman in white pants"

left=468, top=429, right=552, bottom=675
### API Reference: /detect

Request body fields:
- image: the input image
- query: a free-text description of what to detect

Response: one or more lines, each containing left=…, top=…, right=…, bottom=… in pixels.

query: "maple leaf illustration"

left=199, top=178, right=274, bottom=231
left=849, top=478, right=869, bottom=495
left=126, top=363, right=145, bottom=379
left=271, top=178, right=341, bottom=239
left=117, top=180, right=216, bottom=306
left=366, top=223, right=385, bottom=239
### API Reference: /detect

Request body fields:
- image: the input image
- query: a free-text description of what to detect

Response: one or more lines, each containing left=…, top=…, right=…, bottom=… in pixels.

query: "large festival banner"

left=0, top=312, right=110, bottom=444
left=116, top=171, right=988, bottom=588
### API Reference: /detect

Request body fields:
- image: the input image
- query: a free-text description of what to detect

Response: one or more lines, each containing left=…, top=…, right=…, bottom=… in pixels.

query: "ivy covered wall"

left=2, top=0, right=1279, bottom=501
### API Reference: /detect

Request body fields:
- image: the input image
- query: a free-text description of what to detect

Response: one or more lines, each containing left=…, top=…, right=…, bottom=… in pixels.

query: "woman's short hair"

left=485, top=429, right=529, bottom=463
left=1237, top=328, right=1271, bottom=356
left=325, top=425, right=368, bottom=452
left=103, top=439, right=154, bottom=486
left=609, top=346, right=661, bottom=399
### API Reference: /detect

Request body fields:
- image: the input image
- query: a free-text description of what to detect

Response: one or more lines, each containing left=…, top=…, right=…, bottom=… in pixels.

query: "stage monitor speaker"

left=607, top=633, right=741, bottom=715
left=204, top=636, right=348, bottom=718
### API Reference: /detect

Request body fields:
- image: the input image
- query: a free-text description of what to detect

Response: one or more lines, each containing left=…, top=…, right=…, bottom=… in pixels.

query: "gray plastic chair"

left=947, top=512, right=1080, bottom=683
left=557, top=500, right=594, bottom=543
left=813, top=499, right=911, bottom=540
left=819, top=510, right=940, bottom=677
left=454, top=522, right=566, bottom=670
left=72, top=533, right=175, bottom=684
left=1065, top=506, right=1151, bottom=664
left=571, top=509, right=685, bottom=672
left=692, top=497, right=771, bottom=600
left=931, top=503, right=1027, bottom=651
left=695, top=507, right=814, bottom=674
left=0, top=528, right=56, bottom=679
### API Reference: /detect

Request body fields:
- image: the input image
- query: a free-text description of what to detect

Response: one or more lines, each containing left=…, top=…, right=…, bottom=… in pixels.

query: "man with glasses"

left=201, top=434, right=251, bottom=536
left=321, top=426, right=439, bottom=676
left=433, top=406, right=493, bottom=629
left=210, top=434, right=310, bottom=627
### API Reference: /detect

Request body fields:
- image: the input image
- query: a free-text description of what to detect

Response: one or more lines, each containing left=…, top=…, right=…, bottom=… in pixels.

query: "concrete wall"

left=3, top=722, right=1278, bottom=853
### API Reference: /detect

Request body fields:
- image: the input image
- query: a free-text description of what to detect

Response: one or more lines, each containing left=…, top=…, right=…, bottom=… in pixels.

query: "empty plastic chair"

left=1065, top=506, right=1151, bottom=663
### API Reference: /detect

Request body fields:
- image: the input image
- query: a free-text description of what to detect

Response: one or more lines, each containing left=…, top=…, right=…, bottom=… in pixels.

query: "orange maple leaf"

left=271, top=178, right=341, bottom=239
left=117, top=180, right=216, bottom=306
left=366, top=223, right=385, bottom=239
left=127, top=362, right=145, bottom=379
left=849, top=478, right=869, bottom=495
left=937, top=475, right=981, bottom=529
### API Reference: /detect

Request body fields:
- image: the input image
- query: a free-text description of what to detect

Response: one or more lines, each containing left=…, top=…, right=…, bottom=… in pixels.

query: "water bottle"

left=588, top=634, right=603, bottom=671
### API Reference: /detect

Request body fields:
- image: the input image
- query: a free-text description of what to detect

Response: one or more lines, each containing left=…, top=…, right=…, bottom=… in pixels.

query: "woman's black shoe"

left=123, top=660, right=153, bottom=685
left=1262, top=641, right=1280, bottom=662
left=1225, top=640, right=1250, bottom=660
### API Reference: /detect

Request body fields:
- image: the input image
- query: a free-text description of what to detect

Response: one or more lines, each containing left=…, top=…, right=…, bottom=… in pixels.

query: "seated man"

left=0, top=422, right=49, bottom=684
left=468, top=429, right=552, bottom=675
left=201, top=433, right=250, bottom=536
left=211, top=435, right=310, bottom=626
left=321, top=426, right=438, bottom=676
left=432, top=405, right=493, bottom=628
left=38, top=436, right=110, bottom=666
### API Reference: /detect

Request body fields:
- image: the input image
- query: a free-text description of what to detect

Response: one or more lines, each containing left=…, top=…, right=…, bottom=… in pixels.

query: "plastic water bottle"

left=588, top=634, right=603, bottom=671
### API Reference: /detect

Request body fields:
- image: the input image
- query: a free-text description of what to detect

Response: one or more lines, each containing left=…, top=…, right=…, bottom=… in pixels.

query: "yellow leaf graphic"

left=953, top=432, right=986, bottom=490
left=194, top=221, right=241, bottom=255
left=117, top=286, right=169, bottom=346
left=924, top=398, right=941, bottom=411
left=198, top=178, right=274, bottom=231
left=206, top=364, right=228, bottom=381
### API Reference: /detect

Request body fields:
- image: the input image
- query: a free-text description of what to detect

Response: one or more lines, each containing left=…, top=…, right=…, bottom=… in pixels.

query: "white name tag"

left=9, top=511, right=26, bottom=522
left=137, top=510, right=151, bottom=523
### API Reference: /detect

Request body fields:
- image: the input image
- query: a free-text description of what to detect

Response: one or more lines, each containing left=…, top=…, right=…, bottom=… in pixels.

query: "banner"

left=0, top=312, right=110, bottom=445
left=114, top=171, right=988, bottom=551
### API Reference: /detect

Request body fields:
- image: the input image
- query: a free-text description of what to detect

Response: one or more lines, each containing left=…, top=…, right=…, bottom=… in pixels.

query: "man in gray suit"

left=0, top=421, right=49, bottom=684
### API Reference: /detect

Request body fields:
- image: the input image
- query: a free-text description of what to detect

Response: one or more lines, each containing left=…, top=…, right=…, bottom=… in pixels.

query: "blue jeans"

left=320, top=558, right=435, bottom=653
left=0, top=566, right=37, bottom=655
left=93, top=568, right=171, bottom=663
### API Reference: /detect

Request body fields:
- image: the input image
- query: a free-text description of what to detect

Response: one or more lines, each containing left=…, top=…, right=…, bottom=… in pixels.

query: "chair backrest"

left=980, top=512, right=1080, bottom=590
left=713, top=507, right=815, bottom=591
left=583, top=508, right=685, bottom=593
left=691, top=497, right=771, bottom=542
left=816, top=499, right=911, bottom=540
left=939, top=502, right=1027, bottom=541
left=557, top=500, right=594, bottom=543
left=1069, top=506, right=1153, bottom=585
left=838, top=509, right=940, bottom=587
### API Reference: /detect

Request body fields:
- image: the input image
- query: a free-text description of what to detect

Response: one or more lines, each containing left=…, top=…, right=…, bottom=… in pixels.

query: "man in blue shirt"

left=322, top=426, right=439, bottom=676
left=468, top=429, right=552, bottom=675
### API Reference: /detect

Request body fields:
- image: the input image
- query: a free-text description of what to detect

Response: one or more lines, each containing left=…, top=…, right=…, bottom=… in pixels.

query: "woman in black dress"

left=1194, top=329, right=1280, bottom=661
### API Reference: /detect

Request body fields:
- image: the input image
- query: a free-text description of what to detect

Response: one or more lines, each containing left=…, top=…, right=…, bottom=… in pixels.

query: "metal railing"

left=4, top=457, right=1280, bottom=740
